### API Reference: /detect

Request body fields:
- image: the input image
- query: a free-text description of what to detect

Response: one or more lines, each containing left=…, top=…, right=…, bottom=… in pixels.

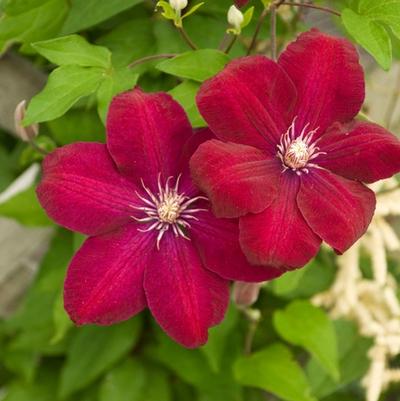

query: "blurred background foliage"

left=0, top=1, right=400, bottom=401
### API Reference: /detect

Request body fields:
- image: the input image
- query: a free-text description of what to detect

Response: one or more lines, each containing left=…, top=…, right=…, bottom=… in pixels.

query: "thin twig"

left=177, top=26, right=198, bottom=50
left=244, top=320, right=258, bottom=355
left=241, top=308, right=261, bottom=355
left=224, top=35, right=237, bottom=54
left=384, top=66, right=400, bottom=130
left=29, top=140, right=49, bottom=156
left=128, top=53, right=176, bottom=68
left=218, top=32, right=231, bottom=51
left=270, top=5, right=277, bottom=60
left=247, top=7, right=269, bottom=55
left=281, top=1, right=341, bottom=17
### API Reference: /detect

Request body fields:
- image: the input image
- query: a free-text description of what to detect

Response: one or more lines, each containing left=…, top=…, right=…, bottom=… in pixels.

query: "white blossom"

left=169, top=0, right=188, bottom=12
left=227, top=5, right=244, bottom=30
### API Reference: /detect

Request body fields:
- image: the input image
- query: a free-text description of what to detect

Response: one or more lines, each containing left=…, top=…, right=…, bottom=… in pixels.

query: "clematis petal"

left=37, top=143, right=137, bottom=236
left=239, top=174, right=321, bottom=268
left=178, top=128, right=216, bottom=197
left=64, top=223, right=152, bottom=325
left=196, top=56, right=297, bottom=153
left=190, top=139, right=280, bottom=218
left=191, top=207, right=284, bottom=282
left=278, top=29, right=364, bottom=136
left=317, top=121, right=400, bottom=183
left=297, top=169, right=376, bottom=254
left=107, top=88, right=193, bottom=190
left=144, top=234, right=229, bottom=348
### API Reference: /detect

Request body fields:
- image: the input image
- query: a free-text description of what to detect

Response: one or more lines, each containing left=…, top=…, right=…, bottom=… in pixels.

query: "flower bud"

left=234, top=0, right=249, bottom=7
left=233, top=281, right=262, bottom=307
left=169, top=0, right=188, bottom=11
left=227, top=5, right=244, bottom=30
left=14, top=100, right=38, bottom=142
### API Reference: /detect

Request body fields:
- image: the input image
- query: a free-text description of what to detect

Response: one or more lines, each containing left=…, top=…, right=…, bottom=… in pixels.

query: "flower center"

left=130, top=174, right=207, bottom=249
left=283, top=139, right=310, bottom=169
left=277, top=118, right=325, bottom=175
left=157, top=196, right=181, bottom=223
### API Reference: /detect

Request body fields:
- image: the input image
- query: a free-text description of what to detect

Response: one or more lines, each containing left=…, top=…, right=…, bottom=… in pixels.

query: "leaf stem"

left=177, top=26, right=199, bottom=50
left=280, top=1, right=341, bottom=17
left=128, top=53, right=177, bottom=68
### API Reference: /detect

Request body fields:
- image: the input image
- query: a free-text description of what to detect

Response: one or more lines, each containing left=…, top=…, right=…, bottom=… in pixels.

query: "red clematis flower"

left=36, top=88, right=281, bottom=348
left=190, top=29, right=400, bottom=270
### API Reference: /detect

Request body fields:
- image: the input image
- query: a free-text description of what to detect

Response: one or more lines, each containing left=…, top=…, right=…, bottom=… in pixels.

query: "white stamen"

left=276, top=117, right=326, bottom=175
left=131, top=174, right=207, bottom=250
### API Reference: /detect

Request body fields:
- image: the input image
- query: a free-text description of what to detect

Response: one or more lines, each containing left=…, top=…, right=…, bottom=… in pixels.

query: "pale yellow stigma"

left=284, top=139, right=310, bottom=169
left=157, top=195, right=181, bottom=223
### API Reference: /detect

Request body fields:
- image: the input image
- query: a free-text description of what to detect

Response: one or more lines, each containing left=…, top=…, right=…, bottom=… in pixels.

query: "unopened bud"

left=234, top=0, right=249, bottom=7
left=169, top=0, right=188, bottom=11
left=14, top=100, right=38, bottom=142
left=233, top=281, right=262, bottom=307
left=227, top=5, right=244, bottom=30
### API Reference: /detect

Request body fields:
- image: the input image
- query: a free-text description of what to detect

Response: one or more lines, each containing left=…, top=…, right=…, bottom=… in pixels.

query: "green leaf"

left=99, top=359, right=146, bottom=401
left=3, top=362, right=59, bottom=401
left=234, top=343, right=317, bottom=401
left=33, top=35, right=111, bottom=68
left=99, top=357, right=171, bottom=401
left=51, top=290, right=72, bottom=344
left=97, top=67, right=139, bottom=123
left=142, top=366, right=172, bottom=401
left=169, top=80, right=205, bottom=127
left=96, top=18, right=155, bottom=68
left=307, top=319, right=373, bottom=398
left=0, top=0, right=68, bottom=53
left=273, top=300, right=339, bottom=381
left=73, top=232, right=86, bottom=251
left=201, top=305, right=238, bottom=372
left=2, top=349, right=38, bottom=382
left=61, top=0, right=144, bottom=34
left=241, top=6, right=255, bottom=29
left=24, top=65, right=105, bottom=125
left=59, top=317, right=142, bottom=398
left=147, top=327, right=242, bottom=401
left=157, top=50, right=230, bottom=82
left=47, top=109, right=105, bottom=145
left=342, top=8, right=392, bottom=70
left=270, top=252, right=336, bottom=299
left=182, top=2, right=205, bottom=19
left=342, top=0, right=400, bottom=69
left=271, top=268, right=308, bottom=296
left=0, top=186, right=52, bottom=226
left=156, top=1, right=176, bottom=20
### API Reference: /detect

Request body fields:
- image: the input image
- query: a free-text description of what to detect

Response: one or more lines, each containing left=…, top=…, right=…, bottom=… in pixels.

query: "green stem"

left=281, top=1, right=341, bottom=17
left=247, top=7, right=269, bottom=55
left=224, top=35, right=237, bottom=54
left=177, top=26, right=198, bottom=50
left=128, top=53, right=177, bottom=68
left=29, top=139, right=49, bottom=156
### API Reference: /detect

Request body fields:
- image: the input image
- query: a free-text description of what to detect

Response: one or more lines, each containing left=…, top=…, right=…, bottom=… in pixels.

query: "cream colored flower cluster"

left=313, top=178, right=400, bottom=401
